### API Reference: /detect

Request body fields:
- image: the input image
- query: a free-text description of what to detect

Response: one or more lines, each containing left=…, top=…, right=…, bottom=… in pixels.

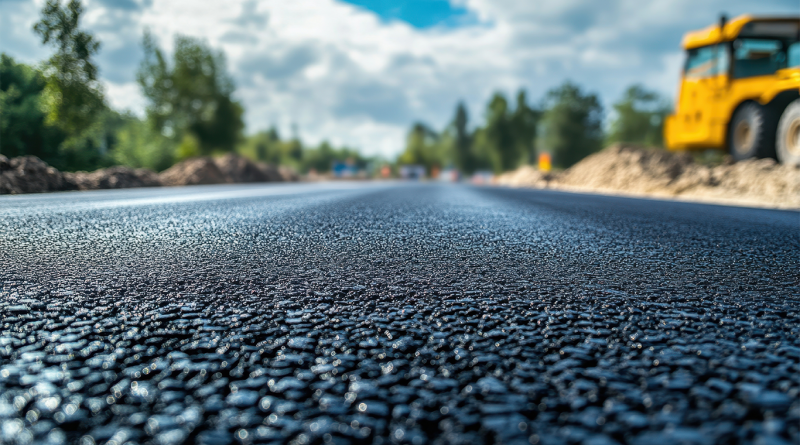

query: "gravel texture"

left=0, top=183, right=798, bottom=445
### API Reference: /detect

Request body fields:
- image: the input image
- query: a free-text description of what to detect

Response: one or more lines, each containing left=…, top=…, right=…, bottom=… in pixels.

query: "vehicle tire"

left=776, top=99, right=800, bottom=167
left=728, top=102, right=776, bottom=161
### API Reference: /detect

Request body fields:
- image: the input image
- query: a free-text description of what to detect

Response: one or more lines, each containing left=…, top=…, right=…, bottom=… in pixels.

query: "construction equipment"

left=664, top=15, right=800, bottom=166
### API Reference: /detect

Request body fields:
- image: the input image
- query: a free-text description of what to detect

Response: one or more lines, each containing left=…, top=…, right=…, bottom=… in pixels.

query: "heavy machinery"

left=664, top=15, right=800, bottom=166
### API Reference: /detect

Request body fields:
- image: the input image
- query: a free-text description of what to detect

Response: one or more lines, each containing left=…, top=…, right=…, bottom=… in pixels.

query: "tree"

left=303, top=141, right=335, bottom=173
left=452, top=102, right=473, bottom=173
left=56, top=108, right=131, bottom=171
left=302, top=141, right=371, bottom=174
left=0, top=54, right=64, bottom=160
left=33, top=0, right=105, bottom=137
left=484, top=93, right=517, bottom=172
left=241, top=127, right=281, bottom=164
left=510, top=90, right=540, bottom=165
left=137, top=31, right=244, bottom=156
left=538, top=82, right=603, bottom=168
left=469, top=90, right=539, bottom=173
left=112, top=118, right=175, bottom=172
left=398, top=122, right=441, bottom=170
left=607, top=85, right=671, bottom=147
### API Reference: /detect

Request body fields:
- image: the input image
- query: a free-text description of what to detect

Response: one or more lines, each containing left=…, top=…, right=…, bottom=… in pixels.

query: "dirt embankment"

left=0, top=154, right=296, bottom=195
left=65, top=167, right=162, bottom=190
left=0, top=156, right=73, bottom=194
left=159, top=154, right=298, bottom=186
left=496, top=144, right=800, bottom=209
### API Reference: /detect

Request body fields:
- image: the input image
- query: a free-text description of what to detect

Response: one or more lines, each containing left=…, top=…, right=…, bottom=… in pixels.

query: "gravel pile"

left=1, top=184, right=797, bottom=445
left=159, top=157, right=228, bottom=187
left=214, top=154, right=284, bottom=184
left=0, top=155, right=73, bottom=194
left=493, top=166, right=555, bottom=188
left=496, top=145, right=800, bottom=209
left=65, top=167, right=162, bottom=191
left=0, top=155, right=295, bottom=194
left=159, top=156, right=298, bottom=186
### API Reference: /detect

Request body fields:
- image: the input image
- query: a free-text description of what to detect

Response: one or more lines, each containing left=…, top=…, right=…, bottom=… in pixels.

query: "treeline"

left=399, top=83, right=671, bottom=174
left=1, top=0, right=369, bottom=173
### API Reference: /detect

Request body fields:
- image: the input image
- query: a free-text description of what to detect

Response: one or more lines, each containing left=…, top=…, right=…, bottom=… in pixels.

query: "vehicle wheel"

left=728, top=102, right=775, bottom=161
left=776, top=99, right=800, bottom=167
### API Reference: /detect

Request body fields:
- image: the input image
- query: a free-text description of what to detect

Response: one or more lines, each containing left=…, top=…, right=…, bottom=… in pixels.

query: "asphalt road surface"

left=1, top=183, right=798, bottom=445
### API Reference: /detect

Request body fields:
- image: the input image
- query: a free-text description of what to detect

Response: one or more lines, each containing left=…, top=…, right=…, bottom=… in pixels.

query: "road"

left=1, top=183, right=798, bottom=445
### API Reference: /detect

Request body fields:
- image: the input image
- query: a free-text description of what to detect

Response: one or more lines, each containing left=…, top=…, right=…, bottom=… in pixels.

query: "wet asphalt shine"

left=0, top=183, right=798, bottom=445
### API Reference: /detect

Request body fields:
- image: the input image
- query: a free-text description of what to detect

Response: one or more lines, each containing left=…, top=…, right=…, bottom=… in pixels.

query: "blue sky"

left=1, top=0, right=797, bottom=157
left=341, top=0, right=475, bottom=28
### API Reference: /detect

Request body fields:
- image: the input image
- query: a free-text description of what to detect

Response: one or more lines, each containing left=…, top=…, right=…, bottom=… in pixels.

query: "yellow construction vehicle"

left=664, top=15, right=800, bottom=166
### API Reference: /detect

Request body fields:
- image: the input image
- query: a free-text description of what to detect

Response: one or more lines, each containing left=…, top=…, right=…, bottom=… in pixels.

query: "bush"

left=111, top=119, right=176, bottom=172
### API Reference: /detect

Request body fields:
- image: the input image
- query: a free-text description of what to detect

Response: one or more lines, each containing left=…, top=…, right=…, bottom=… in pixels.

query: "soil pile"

left=0, top=155, right=73, bottom=194
left=213, top=153, right=283, bottom=183
left=493, top=165, right=555, bottom=188
left=687, top=158, right=800, bottom=207
left=496, top=144, right=800, bottom=209
left=65, top=167, right=162, bottom=191
left=159, top=157, right=227, bottom=186
left=556, top=145, right=697, bottom=194
left=160, top=155, right=296, bottom=186
left=0, top=154, right=297, bottom=194
left=277, top=166, right=300, bottom=182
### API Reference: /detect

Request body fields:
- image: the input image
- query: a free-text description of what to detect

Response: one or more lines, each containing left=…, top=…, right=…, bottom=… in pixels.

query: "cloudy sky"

left=1, top=0, right=796, bottom=157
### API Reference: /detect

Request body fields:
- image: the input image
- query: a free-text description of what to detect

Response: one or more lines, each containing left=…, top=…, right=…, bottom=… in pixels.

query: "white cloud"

left=1, top=0, right=797, bottom=158
left=104, top=81, right=146, bottom=116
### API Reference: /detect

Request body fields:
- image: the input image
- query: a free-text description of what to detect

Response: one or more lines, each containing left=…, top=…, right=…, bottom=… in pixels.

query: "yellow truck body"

left=665, top=15, right=800, bottom=165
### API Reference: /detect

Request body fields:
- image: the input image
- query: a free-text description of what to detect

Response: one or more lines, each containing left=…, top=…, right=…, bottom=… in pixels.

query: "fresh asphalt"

left=1, top=183, right=798, bottom=445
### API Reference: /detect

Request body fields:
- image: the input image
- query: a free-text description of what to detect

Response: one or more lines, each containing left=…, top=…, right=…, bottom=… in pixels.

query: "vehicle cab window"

left=732, top=39, right=785, bottom=78
left=788, top=42, right=800, bottom=67
left=685, top=44, right=729, bottom=79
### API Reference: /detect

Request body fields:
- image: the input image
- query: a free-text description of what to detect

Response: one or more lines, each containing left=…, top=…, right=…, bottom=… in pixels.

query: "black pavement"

left=1, top=183, right=798, bottom=445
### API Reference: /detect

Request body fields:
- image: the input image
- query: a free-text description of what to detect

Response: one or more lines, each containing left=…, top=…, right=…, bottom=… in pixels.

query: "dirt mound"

left=0, top=156, right=163, bottom=194
left=160, top=154, right=296, bottom=186
left=0, top=155, right=73, bottom=194
left=159, top=157, right=227, bottom=186
left=556, top=145, right=697, bottom=194
left=0, top=153, right=296, bottom=194
left=496, top=144, right=800, bottom=209
left=65, top=166, right=162, bottom=191
left=493, top=165, right=554, bottom=188
left=214, top=153, right=282, bottom=183
left=277, top=165, right=299, bottom=182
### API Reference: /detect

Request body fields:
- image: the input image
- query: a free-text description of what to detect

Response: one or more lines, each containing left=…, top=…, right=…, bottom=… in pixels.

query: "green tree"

left=398, top=122, right=442, bottom=171
left=300, top=142, right=373, bottom=174
left=0, top=54, right=64, bottom=160
left=484, top=93, right=516, bottom=172
left=303, top=141, right=335, bottom=173
left=33, top=0, right=105, bottom=137
left=510, top=90, right=540, bottom=165
left=287, top=137, right=303, bottom=162
left=112, top=118, right=175, bottom=171
left=451, top=102, right=473, bottom=173
left=607, top=84, right=670, bottom=147
left=469, top=90, right=539, bottom=173
left=137, top=31, right=244, bottom=156
left=57, top=108, right=131, bottom=171
left=239, top=127, right=283, bottom=165
left=538, top=81, right=603, bottom=168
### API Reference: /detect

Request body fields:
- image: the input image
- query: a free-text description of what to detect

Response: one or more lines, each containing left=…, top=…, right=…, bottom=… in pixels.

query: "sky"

left=1, top=0, right=797, bottom=157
